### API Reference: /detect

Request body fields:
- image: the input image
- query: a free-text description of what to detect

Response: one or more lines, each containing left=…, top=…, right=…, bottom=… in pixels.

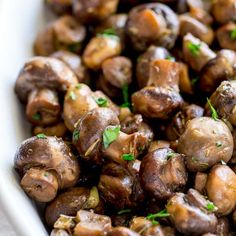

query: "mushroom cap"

left=15, top=56, right=78, bottom=103
left=14, top=136, right=80, bottom=189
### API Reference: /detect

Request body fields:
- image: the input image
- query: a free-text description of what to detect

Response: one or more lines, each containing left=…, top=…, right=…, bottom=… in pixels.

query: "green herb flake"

left=103, top=126, right=120, bottom=149
left=32, top=112, right=41, bottom=121
left=69, top=91, right=77, bottom=101
left=117, top=209, right=132, bottom=215
left=122, top=153, right=135, bottom=161
left=206, top=202, right=216, bottom=212
left=230, top=29, right=236, bottom=40
left=73, top=130, right=80, bottom=142
left=191, top=77, right=199, bottom=86
left=146, top=209, right=170, bottom=221
left=75, top=83, right=82, bottom=89
left=167, top=152, right=177, bottom=159
left=206, top=98, right=219, bottom=121
left=36, top=133, right=47, bottom=139
left=97, top=28, right=119, bottom=40
left=165, top=55, right=175, bottom=61
left=94, top=97, right=108, bottom=107
left=187, top=42, right=201, bottom=56
left=215, top=141, right=222, bottom=148
left=151, top=220, right=159, bottom=225
left=121, top=84, right=131, bottom=108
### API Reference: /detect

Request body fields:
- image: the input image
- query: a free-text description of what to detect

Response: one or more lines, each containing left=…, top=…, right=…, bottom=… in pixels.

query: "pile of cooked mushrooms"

left=13, top=0, right=236, bottom=235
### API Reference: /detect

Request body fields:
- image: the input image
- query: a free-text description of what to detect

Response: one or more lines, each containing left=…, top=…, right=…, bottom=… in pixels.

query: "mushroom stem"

left=21, top=167, right=59, bottom=202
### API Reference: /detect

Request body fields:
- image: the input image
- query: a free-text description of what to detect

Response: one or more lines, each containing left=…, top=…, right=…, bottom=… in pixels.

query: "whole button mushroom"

left=205, top=81, right=236, bottom=126
left=199, top=50, right=236, bottom=94
left=140, top=148, right=188, bottom=201
left=34, top=15, right=86, bottom=56
left=14, top=136, right=80, bottom=202
left=206, top=164, right=236, bottom=216
left=45, top=186, right=104, bottom=227
left=15, top=56, right=78, bottom=126
left=73, top=0, right=119, bottom=24
left=72, top=108, right=120, bottom=164
left=178, top=117, right=233, bottom=172
left=126, top=3, right=179, bottom=51
left=167, top=189, right=218, bottom=235
left=45, top=0, right=72, bottom=15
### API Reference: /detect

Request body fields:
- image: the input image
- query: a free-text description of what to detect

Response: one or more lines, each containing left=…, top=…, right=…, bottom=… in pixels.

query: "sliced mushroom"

left=167, top=189, right=218, bottom=235
left=206, top=164, right=236, bottom=216
left=14, top=136, right=80, bottom=202
left=140, top=148, right=188, bottom=201
left=126, top=3, right=179, bottom=51
left=178, top=117, right=233, bottom=171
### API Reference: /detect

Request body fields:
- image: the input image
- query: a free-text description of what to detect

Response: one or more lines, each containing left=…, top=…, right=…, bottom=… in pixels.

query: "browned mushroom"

left=72, top=108, right=120, bottom=164
left=107, top=227, right=140, bottom=236
left=167, top=189, right=218, bottom=235
left=194, top=172, right=208, bottom=194
left=140, top=148, right=188, bottom=201
left=73, top=0, right=119, bottom=24
left=178, top=117, right=233, bottom=171
left=206, top=164, right=236, bottom=216
left=215, top=217, right=230, bottom=236
left=126, top=3, right=179, bottom=51
left=45, top=0, right=72, bottom=15
left=188, top=7, right=213, bottom=25
left=34, top=15, right=86, bottom=56
left=199, top=50, right=236, bottom=94
left=205, top=81, right=236, bottom=126
left=148, top=140, right=171, bottom=152
left=50, top=229, right=70, bottom=236
left=15, top=56, right=78, bottom=126
left=183, top=33, right=216, bottom=72
left=45, top=186, right=103, bottom=227
left=14, top=136, right=80, bottom=202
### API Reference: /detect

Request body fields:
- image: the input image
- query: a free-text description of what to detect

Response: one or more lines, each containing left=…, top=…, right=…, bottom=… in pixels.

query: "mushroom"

left=14, top=136, right=80, bottom=202
left=140, top=148, right=188, bottom=201
left=166, top=104, right=204, bottom=141
left=15, top=56, right=78, bottom=126
left=136, top=46, right=171, bottom=88
left=199, top=50, right=236, bottom=94
left=45, top=0, right=72, bottom=15
left=167, top=188, right=218, bottom=235
left=205, top=81, right=236, bottom=126
left=72, top=108, right=120, bottom=164
left=211, top=0, right=236, bottom=24
left=188, top=7, right=213, bottom=25
left=51, top=50, right=90, bottom=83
left=132, top=59, right=183, bottom=119
left=34, top=15, right=86, bottom=56
left=82, top=34, right=122, bottom=70
left=126, top=3, right=179, bottom=51
left=179, top=15, right=214, bottom=45
left=206, top=164, right=236, bottom=216
left=183, top=33, right=216, bottom=72
left=45, top=186, right=103, bottom=227
left=148, top=140, right=171, bottom=153
left=215, top=217, right=230, bottom=236
left=72, top=0, right=119, bottom=24
left=107, top=227, right=140, bottom=236
left=194, top=172, right=208, bottom=194
left=178, top=117, right=233, bottom=171
left=50, top=229, right=70, bottom=236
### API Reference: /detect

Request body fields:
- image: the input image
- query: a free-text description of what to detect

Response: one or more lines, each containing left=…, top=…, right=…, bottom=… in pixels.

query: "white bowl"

left=0, top=0, right=51, bottom=235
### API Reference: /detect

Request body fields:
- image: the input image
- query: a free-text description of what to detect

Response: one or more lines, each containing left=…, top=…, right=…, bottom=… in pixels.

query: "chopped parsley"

left=215, top=141, right=222, bottom=148
left=146, top=209, right=170, bottom=224
left=69, top=91, right=76, bottom=101
left=97, top=28, right=119, bottom=40
left=94, top=97, right=108, bottom=107
left=206, top=98, right=219, bottom=121
left=73, top=130, right=80, bottom=142
left=191, top=77, right=199, bottom=86
left=32, top=112, right=41, bottom=121
left=75, top=83, right=82, bottom=89
left=103, top=126, right=120, bottom=149
left=117, top=209, right=131, bottom=215
left=187, top=42, right=201, bottom=56
left=166, top=152, right=177, bottom=159
left=121, top=84, right=131, bottom=108
left=165, top=55, right=175, bottom=61
left=206, top=202, right=216, bottom=212
left=36, top=133, right=47, bottom=139
left=230, top=29, right=236, bottom=40
left=122, top=153, right=135, bottom=161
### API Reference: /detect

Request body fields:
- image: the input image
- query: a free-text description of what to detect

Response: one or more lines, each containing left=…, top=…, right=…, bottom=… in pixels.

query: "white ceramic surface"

left=0, top=0, right=49, bottom=235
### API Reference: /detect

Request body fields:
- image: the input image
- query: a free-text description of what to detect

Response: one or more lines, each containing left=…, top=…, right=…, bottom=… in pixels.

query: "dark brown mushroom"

left=45, top=0, right=72, bottom=15
left=73, top=0, right=119, bottom=24
left=206, top=164, right=236, bottom=216
left=178, top=117, right=233, bottom=171
left=183, top=33, right=216, bottom=72
left=126, top=3, right=179, bottom=51
left=72, top=108, right=120, bottom=164
left=14, top=136, right=80, bottom=202
left=167, top=189, right=218, bottom=235
left=15, top=56, right=78, bottom=126
left=148, top=140, right=171, bottom=153
left=45, top=186, right=103, bottom=227
left=199, top=50, right=236, bottom=94
left=140, top=148, right=188, bottom=201
left=107, top=227, right=139, bottom=236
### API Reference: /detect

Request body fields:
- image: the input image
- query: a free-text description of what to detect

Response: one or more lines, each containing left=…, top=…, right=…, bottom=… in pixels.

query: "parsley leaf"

left=32, top=112, right=41, bottom=121
left=75, top=83, right=82, bottom=89
left=122, top=153, right=135, bottom=161
left=215, top=141, right=222, bottom=148
left=97, top=28, right=119, bottom=40
left=73, top=130, right=80, bottom=142
left=166, top=152, right=177, bottom=159
left=165, top=55, right=175, bottom=61
left=191, top=77, right=199, bottom=86
left=69, top=91, right=76, bottom=101
left=230, top=29, right=236, bottom=40
left=187, top=42, right=201, bottom=56
left=146, top=209, right=170, bottom=221
left=36, top=133, right=47, bottom=139
left=121, top=84, right=131, bottom=108
left=206, top=98, right=219, bottom=121
left=206, top=202, right=216, bottom=212
left=117, top=209, right=131, bottom=215
left=94, top=97, right=108, bottom=107
left=103, top=126, right=120, bottom=149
